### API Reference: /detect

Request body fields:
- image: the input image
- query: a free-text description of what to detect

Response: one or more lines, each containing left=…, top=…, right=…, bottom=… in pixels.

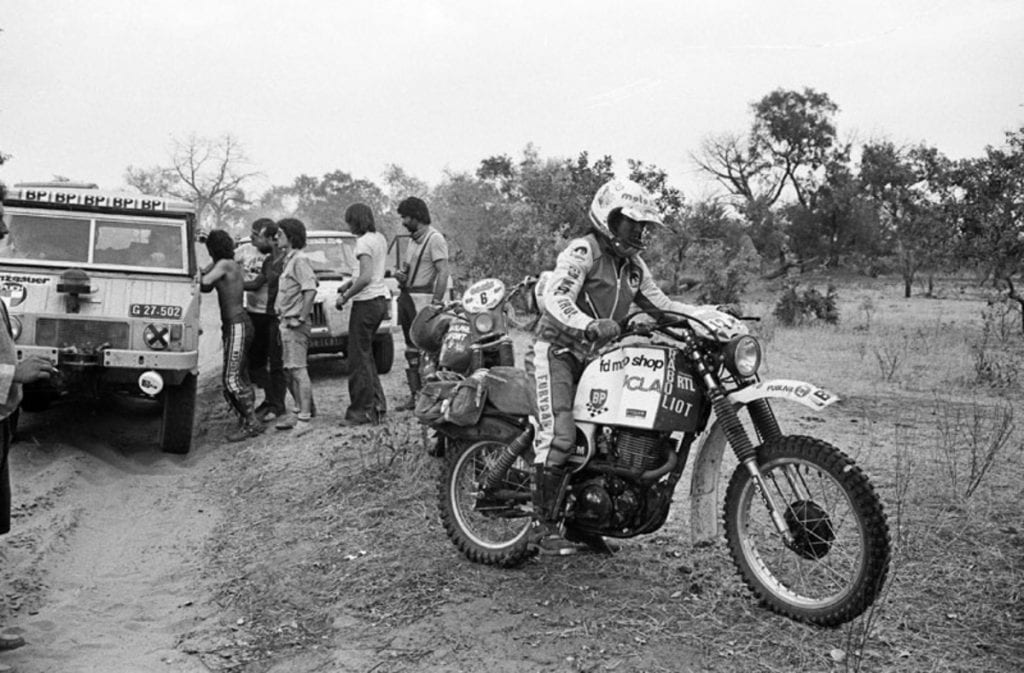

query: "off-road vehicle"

left=0, top=183, right=200, bottom=453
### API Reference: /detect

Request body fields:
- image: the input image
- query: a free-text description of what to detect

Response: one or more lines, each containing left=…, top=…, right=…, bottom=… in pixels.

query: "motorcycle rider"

left=527, top=178, right=700, bottom=555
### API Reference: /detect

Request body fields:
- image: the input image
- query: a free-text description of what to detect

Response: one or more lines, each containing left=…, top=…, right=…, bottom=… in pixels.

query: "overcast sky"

left=2, top=0, right=1022, bottom=201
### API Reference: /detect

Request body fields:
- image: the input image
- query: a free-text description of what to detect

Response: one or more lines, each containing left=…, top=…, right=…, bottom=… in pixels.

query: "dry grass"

left=186, top=274, right=1024, bottom=672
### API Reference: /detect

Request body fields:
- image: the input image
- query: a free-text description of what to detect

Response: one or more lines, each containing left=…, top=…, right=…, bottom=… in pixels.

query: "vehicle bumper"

left=16, top=345, right=199, bottom=371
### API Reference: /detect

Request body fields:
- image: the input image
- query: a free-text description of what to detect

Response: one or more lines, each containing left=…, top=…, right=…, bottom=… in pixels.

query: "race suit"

left=527, top=232, right=697, bottom=467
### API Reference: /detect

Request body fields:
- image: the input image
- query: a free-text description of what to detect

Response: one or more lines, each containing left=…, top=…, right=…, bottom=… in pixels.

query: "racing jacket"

left=535, top=232, right=697, bottom=353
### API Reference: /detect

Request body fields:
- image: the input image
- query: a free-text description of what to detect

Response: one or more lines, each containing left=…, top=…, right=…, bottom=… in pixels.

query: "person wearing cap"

left=526, top=178, right=701, bottom=556
left=393, top=197, right=450, bottom=411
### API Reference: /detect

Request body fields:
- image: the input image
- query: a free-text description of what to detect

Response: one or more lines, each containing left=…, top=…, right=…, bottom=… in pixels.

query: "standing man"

left=201, top=229, right=264, bottom=442
left=0, top=183, right=58, bottom=660
left=273, top=218, right=317, bottom=437
left=243, top=219, right=287, bottom=422
left=394, top=197, right=450, bottom=410
left=240, top=218, right=272, bottom=399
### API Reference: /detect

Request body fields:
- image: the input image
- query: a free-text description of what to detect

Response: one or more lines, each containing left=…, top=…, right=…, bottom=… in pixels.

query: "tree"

left=950, top=126, right=1024, bottom=318
left=693, top=88, right=844, bottom=270
left=751, top=87, right=840, bottom=211
left=124, top=133, right=259, bottom=233
left=859, top=141, right=954, bottom=297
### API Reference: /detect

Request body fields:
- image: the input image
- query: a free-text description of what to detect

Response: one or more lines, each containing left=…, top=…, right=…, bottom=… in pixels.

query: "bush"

left=691, top=240, right=759, bottom=305
left=773, top=282, right=840, bottom=326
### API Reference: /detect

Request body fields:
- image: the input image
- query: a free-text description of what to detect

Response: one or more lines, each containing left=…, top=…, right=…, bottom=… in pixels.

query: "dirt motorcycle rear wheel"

left=438, top=439, right=534, bottom=568
left=724, top=435, right=891, bottom=627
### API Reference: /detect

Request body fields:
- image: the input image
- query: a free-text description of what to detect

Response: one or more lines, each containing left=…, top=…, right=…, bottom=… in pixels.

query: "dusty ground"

left=3, top=280, right=1017, bottom=672
left=0, top=300, right=721, bottom=673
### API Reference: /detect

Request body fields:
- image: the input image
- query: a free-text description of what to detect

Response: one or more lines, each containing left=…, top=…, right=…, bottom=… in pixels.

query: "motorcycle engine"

left=571, top=475, right=643, bottom=532
left=611, top=428, right=667, bottom=472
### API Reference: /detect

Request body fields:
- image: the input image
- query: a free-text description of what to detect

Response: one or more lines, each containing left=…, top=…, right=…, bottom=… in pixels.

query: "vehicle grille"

left=310, top=303, right=327, bottom=326
left=35, top=318, right=130, bottom=350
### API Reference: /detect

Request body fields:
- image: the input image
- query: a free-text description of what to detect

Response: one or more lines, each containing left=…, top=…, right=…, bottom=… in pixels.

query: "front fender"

left=688, top=379, right=838, bottom=545
left=726, top=378, right=839, bottom=411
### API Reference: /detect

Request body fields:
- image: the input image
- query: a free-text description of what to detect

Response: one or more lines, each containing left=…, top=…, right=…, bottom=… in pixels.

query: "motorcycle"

left=413, top=275, right=538, bottom=377
left=431, top=305, right=891, bottom=627
left=411, top=276, right=536, bottom=457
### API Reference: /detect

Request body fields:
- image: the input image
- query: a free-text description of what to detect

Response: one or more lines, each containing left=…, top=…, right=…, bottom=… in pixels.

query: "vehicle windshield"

left=0, top=210, right=189, bottom=273
left=303, top=236, right=357, bottom=278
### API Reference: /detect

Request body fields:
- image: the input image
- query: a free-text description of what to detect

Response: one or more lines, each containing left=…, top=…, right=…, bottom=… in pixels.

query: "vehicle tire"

left=438, top=439, right=533, bottom=567
left=724, top=435, right=891, bottom=627
left=160, top=373, right=197, bottom=454
left=372, top=333, right=395, bottom=374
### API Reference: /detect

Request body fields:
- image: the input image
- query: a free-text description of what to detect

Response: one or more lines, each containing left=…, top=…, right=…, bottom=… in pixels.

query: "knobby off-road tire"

left=724, top=435, right=891, bottom=627
left=160, top=373, right=197, bottom=454
left=438, top=439, right=533, bottom=568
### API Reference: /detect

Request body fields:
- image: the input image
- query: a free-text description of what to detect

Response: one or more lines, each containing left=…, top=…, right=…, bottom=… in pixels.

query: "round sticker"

left=138, top=370, right=164, bottom=396
left=462, top=278, right=506, bottom=313
left=0, top=282, right=27, bottom=307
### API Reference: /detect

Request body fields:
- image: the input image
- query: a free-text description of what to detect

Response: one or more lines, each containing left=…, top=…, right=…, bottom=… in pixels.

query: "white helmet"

left=588, top=179, right=663, bottom=256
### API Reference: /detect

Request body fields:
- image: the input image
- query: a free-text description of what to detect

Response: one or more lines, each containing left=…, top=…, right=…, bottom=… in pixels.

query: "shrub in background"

left=691, top=239, right=759, bottom=305
left=773, top=281, right=840, bottom=326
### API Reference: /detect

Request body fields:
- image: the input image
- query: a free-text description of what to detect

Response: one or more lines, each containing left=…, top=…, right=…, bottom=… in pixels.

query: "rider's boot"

left=565, top=528, right=619, bottom=555
left=529, top=465, right=576, bottom=556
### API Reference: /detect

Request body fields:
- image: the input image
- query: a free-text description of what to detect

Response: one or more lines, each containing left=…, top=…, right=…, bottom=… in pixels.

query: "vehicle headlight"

left=724, top=335, right=761, bottom=378
left=9, top=316, right=21, bottom=341
left=472, top=312, right=495, bottom=335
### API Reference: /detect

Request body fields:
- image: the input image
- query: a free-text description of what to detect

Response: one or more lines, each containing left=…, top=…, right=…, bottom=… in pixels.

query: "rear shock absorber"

left=481, top=426, right=534, bottom=491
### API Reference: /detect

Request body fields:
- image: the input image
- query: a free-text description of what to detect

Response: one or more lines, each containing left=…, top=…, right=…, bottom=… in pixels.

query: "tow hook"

left=138, top=370, right=164, bottom=397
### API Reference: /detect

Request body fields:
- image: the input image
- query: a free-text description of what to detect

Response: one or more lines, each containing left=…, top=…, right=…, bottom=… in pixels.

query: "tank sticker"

left=0, top=282, right=28, bottom=307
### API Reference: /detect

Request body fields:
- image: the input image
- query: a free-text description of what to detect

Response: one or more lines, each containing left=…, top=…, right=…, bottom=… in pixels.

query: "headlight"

left=472, top=312, right=495, bottom=335
left=724, top=335, right=761, bottom=378
left=9, top=316, right=21, bottom=341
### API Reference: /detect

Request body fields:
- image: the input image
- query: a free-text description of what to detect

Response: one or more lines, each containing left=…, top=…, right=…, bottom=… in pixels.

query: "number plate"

left=130, top=303, right=183, bottom=319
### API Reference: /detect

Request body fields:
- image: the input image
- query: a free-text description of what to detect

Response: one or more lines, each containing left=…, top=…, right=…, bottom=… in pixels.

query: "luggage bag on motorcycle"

left=414, top=366, right=535, bottom=427
left=414, top=379, right=459, bottom=425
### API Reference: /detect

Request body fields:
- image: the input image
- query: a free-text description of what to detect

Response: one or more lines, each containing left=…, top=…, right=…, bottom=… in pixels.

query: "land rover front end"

left=0, top=183, right=201, bottom=453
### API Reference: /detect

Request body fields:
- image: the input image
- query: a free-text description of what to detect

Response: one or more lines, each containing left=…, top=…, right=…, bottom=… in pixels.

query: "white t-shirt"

left=350, top=231, right=388, bottom=302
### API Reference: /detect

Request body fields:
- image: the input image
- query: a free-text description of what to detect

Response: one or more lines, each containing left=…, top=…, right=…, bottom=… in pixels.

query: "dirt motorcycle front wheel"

left=438, top=439, right=534, bottom=568
left=724, top=435, right=891, bottom=627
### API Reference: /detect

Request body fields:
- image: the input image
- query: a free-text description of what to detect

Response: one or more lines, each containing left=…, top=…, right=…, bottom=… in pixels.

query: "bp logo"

left=585, top=388, right=609, bottom=416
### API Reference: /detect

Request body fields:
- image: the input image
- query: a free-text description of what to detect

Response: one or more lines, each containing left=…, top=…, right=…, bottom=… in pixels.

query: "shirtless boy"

left=201, top=229, right=264, bottom=441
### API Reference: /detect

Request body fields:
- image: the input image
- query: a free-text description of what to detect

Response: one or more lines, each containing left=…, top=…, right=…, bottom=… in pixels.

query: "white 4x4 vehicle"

left=238, top=229, right=399, bottom=373
left=0, top=183, right=200, bottom=453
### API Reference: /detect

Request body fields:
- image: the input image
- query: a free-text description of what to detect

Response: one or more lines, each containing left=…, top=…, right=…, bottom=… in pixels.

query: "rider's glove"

left=715, top=303, right=742, bottom=318
left=585, top=319, right=621, bottom=342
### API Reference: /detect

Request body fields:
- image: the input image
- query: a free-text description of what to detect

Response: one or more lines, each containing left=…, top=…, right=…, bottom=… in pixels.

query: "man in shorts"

left=273, top=218, right=317, bottom=437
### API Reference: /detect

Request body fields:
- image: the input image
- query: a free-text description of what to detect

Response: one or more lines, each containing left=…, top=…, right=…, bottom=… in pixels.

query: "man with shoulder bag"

left=394, top=197, right=450, bottom=411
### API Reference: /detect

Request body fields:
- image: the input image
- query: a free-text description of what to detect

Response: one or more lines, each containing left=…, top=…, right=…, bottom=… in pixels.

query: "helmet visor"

left=620, top=203, right=663, bottom=227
